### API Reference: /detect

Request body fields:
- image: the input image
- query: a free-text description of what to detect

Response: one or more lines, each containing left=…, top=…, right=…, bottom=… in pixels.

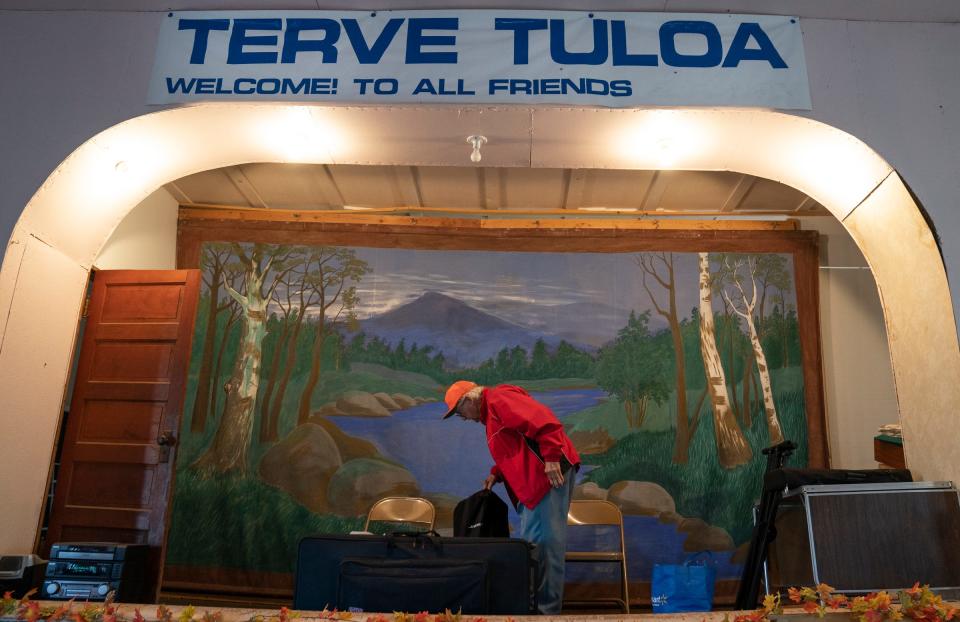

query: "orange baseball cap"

left=441, top=380, right=478, bottom=419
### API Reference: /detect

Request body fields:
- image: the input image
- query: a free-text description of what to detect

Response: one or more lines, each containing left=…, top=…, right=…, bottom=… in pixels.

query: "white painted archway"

left=1, top=104, right=957, bottom=553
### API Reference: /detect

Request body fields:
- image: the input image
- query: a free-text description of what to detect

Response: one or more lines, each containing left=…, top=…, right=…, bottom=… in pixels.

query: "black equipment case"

left=294, top=532, right=536, bottom=614
left=735, top=461, right=913, bottom=610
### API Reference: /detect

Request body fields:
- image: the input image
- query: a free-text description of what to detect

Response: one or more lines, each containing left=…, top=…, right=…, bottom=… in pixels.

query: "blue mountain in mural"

left=358, top=291, right=577, bottom=368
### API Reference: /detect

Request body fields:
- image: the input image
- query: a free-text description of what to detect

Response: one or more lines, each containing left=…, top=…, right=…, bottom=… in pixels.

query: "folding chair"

left=564, top=499, right=630, bottom=613
left=364, top=496, right=436, bottom=532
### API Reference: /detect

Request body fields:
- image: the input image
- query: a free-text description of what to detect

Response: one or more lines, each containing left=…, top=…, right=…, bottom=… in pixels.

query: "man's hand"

left=483, top=474, right=498, bottom=490
left=545, top=461, right=563, bottom=488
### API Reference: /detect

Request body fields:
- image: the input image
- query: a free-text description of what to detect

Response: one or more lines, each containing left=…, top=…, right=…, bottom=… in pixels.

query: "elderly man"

left=442, top=380, right=581, bottom=615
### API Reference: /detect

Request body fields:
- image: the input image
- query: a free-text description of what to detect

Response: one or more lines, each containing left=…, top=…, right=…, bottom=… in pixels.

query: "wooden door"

left=45, top=270, right=200, bottom=600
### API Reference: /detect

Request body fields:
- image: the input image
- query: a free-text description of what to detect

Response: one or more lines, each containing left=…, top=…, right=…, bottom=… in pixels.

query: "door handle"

left=157, top=430, right=176, bottom=463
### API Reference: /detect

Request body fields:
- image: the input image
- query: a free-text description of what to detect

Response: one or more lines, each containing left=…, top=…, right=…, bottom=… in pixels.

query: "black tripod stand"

left=734, top=440, right=796, bottom=611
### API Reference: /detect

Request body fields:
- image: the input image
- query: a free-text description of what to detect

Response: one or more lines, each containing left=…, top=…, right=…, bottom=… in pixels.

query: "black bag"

left=295, top=532, right=536, bottom=614
left=453, top=489, right=510, bottom=537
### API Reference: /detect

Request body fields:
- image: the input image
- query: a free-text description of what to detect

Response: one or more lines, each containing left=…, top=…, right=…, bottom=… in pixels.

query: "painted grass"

left=166, top=469, right=363, bottom=572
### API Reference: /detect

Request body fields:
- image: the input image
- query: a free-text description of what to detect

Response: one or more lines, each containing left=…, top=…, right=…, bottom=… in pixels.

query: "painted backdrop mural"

left=165, top=242, right=809, bottom=594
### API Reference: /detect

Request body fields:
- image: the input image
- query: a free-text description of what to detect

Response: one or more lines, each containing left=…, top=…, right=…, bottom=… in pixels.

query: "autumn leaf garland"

left=2, top=594, right=499, bottom=622
left=728, top=583, right=957, bottom=622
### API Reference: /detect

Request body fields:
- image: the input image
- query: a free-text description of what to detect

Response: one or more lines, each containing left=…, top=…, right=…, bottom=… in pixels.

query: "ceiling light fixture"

left=466, top=135, right=487, bottom=163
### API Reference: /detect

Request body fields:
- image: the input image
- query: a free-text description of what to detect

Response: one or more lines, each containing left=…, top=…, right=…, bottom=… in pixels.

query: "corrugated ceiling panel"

left=167, top=164, right=826, bottom=215
left=501, top=168, right=567, bottom=209
left=172, top=169, right=251, bottom=206
left=740, top=178, right=812, bottom=211
left=415, top=166, right=483, bottom=209
left=329, top=164, right=408, bottom=208
left=579, top=169, right=657, bottom=208
left=238, top=163, right=335, bottom=210
left=658, top=171, right=742, bottom=211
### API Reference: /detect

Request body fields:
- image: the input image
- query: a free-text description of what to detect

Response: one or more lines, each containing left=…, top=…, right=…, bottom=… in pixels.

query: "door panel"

left=45, top=270, right=200, bottom=602
left=79, top=402, right=164, bottom=442
left=102, top=285, right=184, bottom=319
left=90, top=343, right=175, bottom=380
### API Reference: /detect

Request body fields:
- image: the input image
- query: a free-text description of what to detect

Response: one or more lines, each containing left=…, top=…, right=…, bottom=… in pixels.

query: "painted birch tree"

left=193, top=243, right=293, bottom=475
left=717, top=294, right=746, bottom=425
left=716, top=254, right=789, bottom=445
left=698, top=252, right=753, bottom=468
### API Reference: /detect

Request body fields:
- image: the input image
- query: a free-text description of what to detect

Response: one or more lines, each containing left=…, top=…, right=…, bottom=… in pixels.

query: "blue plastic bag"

left=651, top=552, right=717, bottom=613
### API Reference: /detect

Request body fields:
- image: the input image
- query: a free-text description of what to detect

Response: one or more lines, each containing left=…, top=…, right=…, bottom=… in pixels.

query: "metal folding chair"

left=564, top=499, right=630, bottom=613
left=364, top=496, right=436, bottom=532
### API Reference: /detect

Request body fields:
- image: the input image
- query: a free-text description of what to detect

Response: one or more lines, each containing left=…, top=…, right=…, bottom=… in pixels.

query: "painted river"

left=331, top=388, right=740, bottom=580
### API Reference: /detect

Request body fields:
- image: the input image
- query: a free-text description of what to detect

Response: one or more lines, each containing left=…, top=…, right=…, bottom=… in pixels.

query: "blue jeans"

left=518, top=470, right=576, bottom=614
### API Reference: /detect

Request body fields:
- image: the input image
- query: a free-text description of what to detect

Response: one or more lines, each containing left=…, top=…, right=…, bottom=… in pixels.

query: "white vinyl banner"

left=148, top=10, right=811, bottom=109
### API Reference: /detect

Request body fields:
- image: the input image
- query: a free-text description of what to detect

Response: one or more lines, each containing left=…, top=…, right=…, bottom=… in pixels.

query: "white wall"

left=95, top=187, right=178, bottom=270
left=801, top=217, right=900, bottom=469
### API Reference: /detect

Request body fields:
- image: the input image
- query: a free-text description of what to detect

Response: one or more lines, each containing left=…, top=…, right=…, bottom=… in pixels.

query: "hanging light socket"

left=466, top=135, right=487, bottom=163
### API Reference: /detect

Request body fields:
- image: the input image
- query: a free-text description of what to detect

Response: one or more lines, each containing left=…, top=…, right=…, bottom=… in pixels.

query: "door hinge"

left=81, top=297, right=91, bottom=318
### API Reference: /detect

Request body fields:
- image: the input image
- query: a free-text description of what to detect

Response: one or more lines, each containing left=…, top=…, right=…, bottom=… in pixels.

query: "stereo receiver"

left=42, top=543, right=150, bottom=602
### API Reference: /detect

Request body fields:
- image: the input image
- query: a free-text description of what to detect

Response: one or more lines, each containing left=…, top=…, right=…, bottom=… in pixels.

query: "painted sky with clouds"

left=350, top=247, right=797, bottom=333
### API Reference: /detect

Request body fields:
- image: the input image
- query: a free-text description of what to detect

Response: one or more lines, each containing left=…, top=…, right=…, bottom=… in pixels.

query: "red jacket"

left=481, top=385, right=581, bottom=510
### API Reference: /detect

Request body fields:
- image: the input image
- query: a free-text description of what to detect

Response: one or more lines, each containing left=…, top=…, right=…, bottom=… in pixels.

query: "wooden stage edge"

left=9, top=604, right=757, bottom=622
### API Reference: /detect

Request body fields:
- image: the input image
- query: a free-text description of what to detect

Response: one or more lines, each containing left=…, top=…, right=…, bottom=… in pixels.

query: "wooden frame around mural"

left=177, top=206, right=828, bottom=470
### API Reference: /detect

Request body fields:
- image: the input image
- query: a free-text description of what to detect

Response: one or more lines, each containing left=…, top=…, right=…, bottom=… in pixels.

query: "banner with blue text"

left=148, top=10, right=811, bottom=109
